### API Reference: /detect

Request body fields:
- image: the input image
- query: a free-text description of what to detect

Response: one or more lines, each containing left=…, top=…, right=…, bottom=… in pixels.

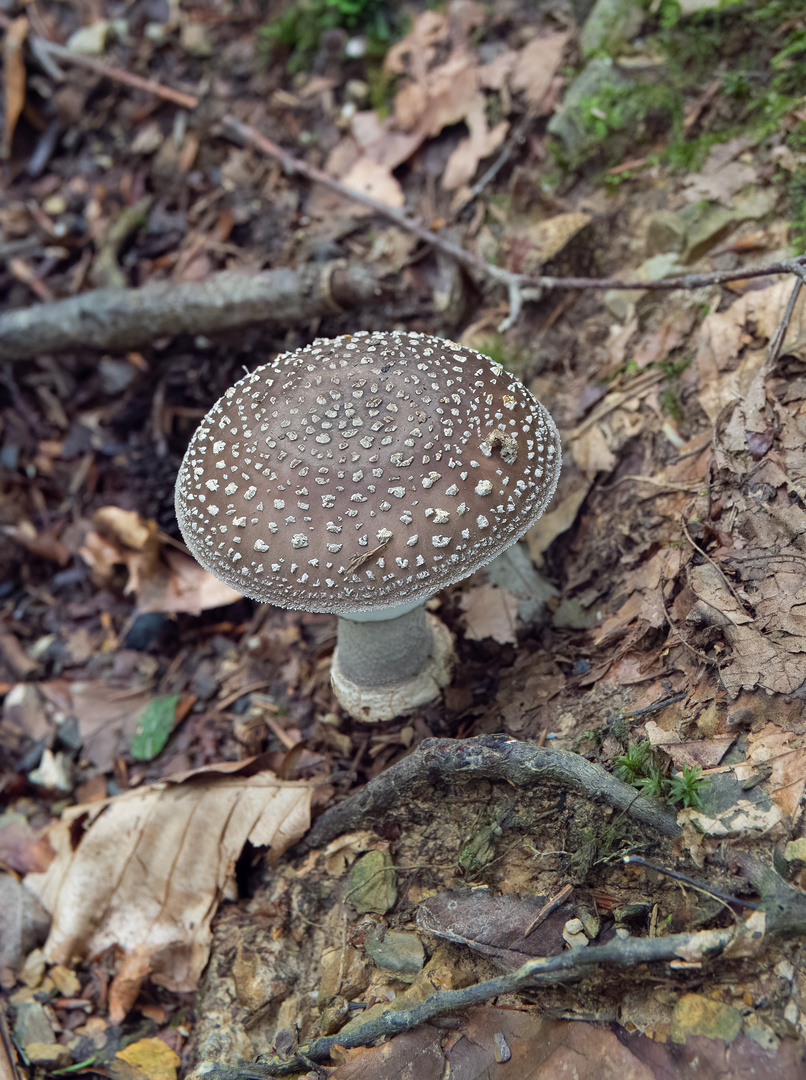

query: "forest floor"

left=3, top=1, right=806, bottom=1078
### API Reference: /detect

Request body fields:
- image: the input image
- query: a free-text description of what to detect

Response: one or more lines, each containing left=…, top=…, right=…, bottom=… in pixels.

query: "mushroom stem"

left=331, top=603, right=456, bottom=723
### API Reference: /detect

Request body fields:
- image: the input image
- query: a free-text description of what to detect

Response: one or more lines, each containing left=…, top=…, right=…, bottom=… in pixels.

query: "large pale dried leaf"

left=25, top=772, right=312, bottom=1000
left=721, top=623, right=806, bottom=698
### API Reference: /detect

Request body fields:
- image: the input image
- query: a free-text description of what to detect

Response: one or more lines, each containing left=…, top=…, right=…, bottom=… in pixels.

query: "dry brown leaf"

left=461, top=584, right=519, bottom=643
left=526, top=486, right=589, bottom=565
left=25, top=771, right=312, bottom=1007
left=79, top=506, right=241, bottom=614
left=139, top=547, right=242, bottom=613
left=694, top=279, right=806, bottom=420
left=684, top=138, right=757, bottom=204
left=38, top=679, right=153, bottom=770
left=2, top=16, right=28, bottom=160
left=443, top=100, right=508, bottom=191
left=509, top=32, right=569, bottom=110
left=570, top=424, right=617, bottom=477
left=339, top=158, right=405, bottom=209
left=384, top=10, right=450, bottom=79
left=742, top=723, right=806, bottom=819
left=506, top=212, right=592, bottom=275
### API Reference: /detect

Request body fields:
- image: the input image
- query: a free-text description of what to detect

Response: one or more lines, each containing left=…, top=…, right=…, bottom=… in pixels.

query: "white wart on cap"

left=175, top=331, right=561, bottom=614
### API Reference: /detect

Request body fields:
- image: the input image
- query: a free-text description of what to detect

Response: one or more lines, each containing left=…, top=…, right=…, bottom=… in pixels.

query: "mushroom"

left=175, top=331, right=561, bottom=722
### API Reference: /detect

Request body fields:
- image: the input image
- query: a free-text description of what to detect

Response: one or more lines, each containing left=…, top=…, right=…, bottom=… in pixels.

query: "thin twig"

left=624, top=856, right=761, bottom=911
left=30, top=37, right=199, bottom=110
left=657, top=582, right=715, bottom=667
left=221, top=116, right=806, bottom=303
left=766, top=263, right=806, bottom=369
left=253, top=927, right=734, bottom=1074
left=523, top=883, right=574, bottom=938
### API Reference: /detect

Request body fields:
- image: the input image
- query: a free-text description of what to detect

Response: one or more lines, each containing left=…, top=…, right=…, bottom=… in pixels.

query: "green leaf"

left=131, top=695, right=179, bottom=761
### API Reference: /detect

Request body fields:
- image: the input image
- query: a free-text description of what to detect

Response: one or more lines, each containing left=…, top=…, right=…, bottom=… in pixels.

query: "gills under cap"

left=175, top=331, right=561, bottom=614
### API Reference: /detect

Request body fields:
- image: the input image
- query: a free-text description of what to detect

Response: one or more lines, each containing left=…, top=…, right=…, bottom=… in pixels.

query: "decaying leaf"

left=461, top=584, right=519, bottom=644
left=25, top=769, right=312, bottom=1012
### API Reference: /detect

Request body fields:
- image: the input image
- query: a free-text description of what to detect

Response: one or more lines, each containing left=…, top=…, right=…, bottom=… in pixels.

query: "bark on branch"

left=304, top=733, right=681, bottom=850
left=0, top=262, right=399, bottom=361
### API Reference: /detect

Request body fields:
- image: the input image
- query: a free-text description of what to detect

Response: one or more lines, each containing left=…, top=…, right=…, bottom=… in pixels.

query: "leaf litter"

left=3, top=0, right=806, bottom=1075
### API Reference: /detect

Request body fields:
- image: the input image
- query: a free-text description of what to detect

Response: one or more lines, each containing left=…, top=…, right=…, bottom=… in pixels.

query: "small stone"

left=347, top=851, right=398, bottom=915
left=43, top=195, right=67, bottom=216
left=131, top=122, right=164, bottom=156
left=180, top=22, right=213, bottom=58
left=646, top=209, right=686, bottom=257
left=66, top=20, right=110, bottom=55
left=493, top=1031, right=511, bottom=1063
left=73, top=1016, right=108, bottom=1049
left=23, top=1043, right=72, bottom=1068
left=13, top=1000, right=55, bottom=1047
left=784, top=838, right=806, bottom=863
left=581, top=0, right=644, bottom=56
left=365, top=929, right=425, bottom=979
left=345, top=79, right=369, bottom=105
left=775, top=959, right=795, bottom=981
left=672, top=993, right=742, bottom=1044
left=28, top=748, right=72, bottom=791
left=562, top=918, right=588, bottom=948
left=50, top=964, right=81, bottom=998
left=19, top=948, right=46, bottom=989
left=345, top=36, right=366, bottom=59
left=318, top=995, right=349, bottom=1036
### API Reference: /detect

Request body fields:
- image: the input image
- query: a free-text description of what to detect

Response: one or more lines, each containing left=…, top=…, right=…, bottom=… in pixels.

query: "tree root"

left=304, top=733, right=681, bottom=850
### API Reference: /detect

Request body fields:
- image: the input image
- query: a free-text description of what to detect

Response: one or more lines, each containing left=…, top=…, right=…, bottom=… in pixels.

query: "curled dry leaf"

left=24, top=770, right=312, bottom=1012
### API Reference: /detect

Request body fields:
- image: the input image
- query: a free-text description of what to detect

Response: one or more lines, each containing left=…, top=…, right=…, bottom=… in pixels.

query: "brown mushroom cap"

left=175, top=331, right=561, bottom=614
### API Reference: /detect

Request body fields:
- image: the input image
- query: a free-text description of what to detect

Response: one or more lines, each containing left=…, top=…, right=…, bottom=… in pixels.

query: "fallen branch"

left=0, top=262, right=402, bottom=360
left=223, top=115, right=806, bottom=320
left=303, top=733, right=681, bottom=849
left=199, top=926, right=733, bottom=1077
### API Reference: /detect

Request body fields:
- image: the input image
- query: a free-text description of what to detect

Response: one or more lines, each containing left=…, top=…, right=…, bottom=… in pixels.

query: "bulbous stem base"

left=331, top=607, right=455, bottom=723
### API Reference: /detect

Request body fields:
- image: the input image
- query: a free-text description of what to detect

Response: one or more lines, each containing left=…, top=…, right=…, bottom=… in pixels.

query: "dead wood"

left=303, top=733, right=681, bottom=849
left=0, top=262, right=402, bottom=361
